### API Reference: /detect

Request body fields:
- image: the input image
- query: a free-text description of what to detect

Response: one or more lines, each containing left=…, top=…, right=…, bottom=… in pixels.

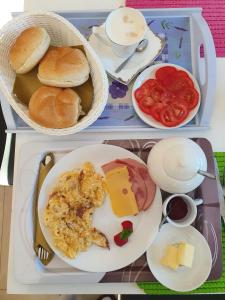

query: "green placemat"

left=137, top=152, right=225, bottom=294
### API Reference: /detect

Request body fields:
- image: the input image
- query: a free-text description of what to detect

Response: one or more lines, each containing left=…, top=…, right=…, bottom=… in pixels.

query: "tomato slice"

left=150, top=103, right=166, bottom=121
left=135, top=79, right=168, bottom=105
left=165, top=74, right=193, bottom=93
left=142, top=79, right=158, bottom=89
left=134, top=79, right=158, bottom=103
left=155, top=66, right=177, bottom=82
left=159, top=106, right=178, bottom=127
left=176, top=71, right=194, bottom=88
left=141, top=79, right=167, bottom=103
left=159, top=101, right=189, bottom=127
left=136, top=94, right=155, bottom=115
left=155, top=66, right=177, bottom=87
left=171, top=101, right=189, bottom=120
left=156, top=66, right=194, bottom=93
left=137, top=100, right=152, bottom=115
left=177, top=87, right=199, bottom=110
left=134, top=87, right=144, bottom=103
left=149, top=83, right=166, bottom=102
left=159, top=90, right=176, bottom=104
left=140, top=96, right=155, bottom=107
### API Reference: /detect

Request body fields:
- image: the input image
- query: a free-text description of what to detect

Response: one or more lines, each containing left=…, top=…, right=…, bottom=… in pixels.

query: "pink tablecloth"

left=126, top=1, right=225, bottom=57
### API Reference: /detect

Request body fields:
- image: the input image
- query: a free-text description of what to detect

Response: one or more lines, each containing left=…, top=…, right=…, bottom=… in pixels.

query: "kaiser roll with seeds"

left=9, top=27, right=50, bottom=74
left=29, top=86, right=82, bottom=128
left=38, top=47, right=90, bottom=87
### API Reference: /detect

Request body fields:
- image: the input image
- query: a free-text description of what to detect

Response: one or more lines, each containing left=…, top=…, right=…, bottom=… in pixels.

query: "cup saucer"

left=88, top=24, right=165, bottom=85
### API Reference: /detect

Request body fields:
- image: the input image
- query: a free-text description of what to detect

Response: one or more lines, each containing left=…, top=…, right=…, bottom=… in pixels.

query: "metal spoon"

left=159, top=207, right=173, bottom=229
left=198, top=169, right=216, bottom=179
left=115, top=39, right=148, bottom=73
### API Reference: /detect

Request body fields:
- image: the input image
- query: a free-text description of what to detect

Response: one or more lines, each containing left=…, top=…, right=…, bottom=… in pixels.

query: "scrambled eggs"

left=44, top=162, right=108, bottom=258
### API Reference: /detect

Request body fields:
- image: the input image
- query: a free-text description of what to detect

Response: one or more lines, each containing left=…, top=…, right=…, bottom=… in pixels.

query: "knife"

left=214, top=158, right=225, bottom=225
left=33, top=153, right=55, bottom=265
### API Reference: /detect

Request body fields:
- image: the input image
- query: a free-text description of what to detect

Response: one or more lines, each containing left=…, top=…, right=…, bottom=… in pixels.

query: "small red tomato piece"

left=121, top=220, right=133, bottom=231
left=114, top=233, right=128, bottom=247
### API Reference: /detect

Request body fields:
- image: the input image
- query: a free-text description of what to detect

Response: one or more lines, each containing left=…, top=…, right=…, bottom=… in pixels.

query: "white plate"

left=88, top=24, right=164, bottom=85
left=132, top=63, right=201, bottom=129
left=38, top=144, right=162, bottom=272
left=147, top=223, right=212, bottom=292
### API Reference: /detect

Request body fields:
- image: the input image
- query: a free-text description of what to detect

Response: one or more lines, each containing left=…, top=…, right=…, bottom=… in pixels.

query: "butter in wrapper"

left=13, top=45, right=94, bottom=116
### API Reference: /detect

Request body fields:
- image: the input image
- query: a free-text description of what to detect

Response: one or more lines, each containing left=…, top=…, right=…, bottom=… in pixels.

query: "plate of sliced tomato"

left=132, top=63, right=201, bottom=128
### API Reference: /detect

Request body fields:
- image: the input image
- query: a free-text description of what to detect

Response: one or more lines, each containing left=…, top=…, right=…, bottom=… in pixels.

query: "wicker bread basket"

left=0, top=12, right=108, bottom=135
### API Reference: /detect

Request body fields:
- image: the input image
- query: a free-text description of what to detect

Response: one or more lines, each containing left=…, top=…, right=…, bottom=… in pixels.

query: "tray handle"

left=191, top=13, right=217, bottom=127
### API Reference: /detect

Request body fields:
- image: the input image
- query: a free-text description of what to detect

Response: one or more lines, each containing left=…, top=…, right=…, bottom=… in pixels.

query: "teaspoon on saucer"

left=115, top=39, right=148, bottom=73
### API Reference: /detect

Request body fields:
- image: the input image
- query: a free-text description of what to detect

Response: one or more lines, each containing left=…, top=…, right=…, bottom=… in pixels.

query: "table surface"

left=6, top=0, right=225, bottom=295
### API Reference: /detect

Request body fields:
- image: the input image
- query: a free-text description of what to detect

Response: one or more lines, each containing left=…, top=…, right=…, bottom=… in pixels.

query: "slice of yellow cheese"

left=105, top=166, right=139, bottom=217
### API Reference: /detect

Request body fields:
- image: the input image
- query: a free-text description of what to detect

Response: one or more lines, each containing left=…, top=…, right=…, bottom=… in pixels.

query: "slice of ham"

left=116, top=159, right=156, bottom=210
left=102, top=158, right=156, bottom=211
left=102, top=161, right=124, bottom=174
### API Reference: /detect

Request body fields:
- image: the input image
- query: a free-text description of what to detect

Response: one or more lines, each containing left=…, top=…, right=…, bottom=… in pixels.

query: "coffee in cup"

left=162, top=194, right=203, bottom=228
left=93, top=7, right=147, bottom=58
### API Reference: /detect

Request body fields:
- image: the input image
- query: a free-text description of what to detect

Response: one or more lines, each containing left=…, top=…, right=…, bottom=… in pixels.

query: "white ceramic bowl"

left=132, top=63, right=201, bottom=129
left=0, top=12, right=108, bottom=136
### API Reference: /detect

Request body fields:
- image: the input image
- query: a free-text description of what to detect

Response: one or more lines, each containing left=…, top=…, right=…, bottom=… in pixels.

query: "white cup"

left=162, top=194, right=203, bottom=228
left=93, top=7, right=147, bottom=58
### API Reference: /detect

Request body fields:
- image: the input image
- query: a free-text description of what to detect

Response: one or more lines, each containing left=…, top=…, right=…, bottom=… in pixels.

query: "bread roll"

left=9, top=27, right=50, bottom=74
left=29, top=86, right=82, bottom=128
left=38, top=47, right=90, bottom=87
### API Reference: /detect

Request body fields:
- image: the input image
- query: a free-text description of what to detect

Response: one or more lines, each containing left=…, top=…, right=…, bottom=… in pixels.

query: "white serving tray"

left=2, top=8, right=216, bottom=133
left=13, top=140, right=106, bottom=284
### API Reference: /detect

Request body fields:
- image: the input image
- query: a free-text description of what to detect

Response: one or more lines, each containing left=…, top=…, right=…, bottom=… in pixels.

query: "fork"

left=37, top=245, right=51, bottom=263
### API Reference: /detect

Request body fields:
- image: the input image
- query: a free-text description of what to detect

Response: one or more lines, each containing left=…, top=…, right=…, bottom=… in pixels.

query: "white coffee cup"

left=162, top=194, right=203, bottom=228
left=93, top=7, right=147, bottom=58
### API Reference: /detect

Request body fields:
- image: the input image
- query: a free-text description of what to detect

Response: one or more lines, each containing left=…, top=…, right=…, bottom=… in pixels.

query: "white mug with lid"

left=147, top=137, right=208, bottom=194
left=92, top=7, right=147, bottom=58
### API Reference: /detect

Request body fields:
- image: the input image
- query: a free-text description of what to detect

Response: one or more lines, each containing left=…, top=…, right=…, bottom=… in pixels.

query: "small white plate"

left=147, top=223, right=212, bottom=292
left=132, top=63, right=201, bottom=129
left=88, top=24, right=164, bottom=85
left=38, top=144, right=162, bottom=272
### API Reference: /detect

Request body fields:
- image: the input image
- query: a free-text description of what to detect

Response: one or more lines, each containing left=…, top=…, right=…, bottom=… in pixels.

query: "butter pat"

left=161, top=245, right=179, bottom=270
left=161, top=242, right=195, bottom=270
left=177, top=242, right=195, bottom=268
